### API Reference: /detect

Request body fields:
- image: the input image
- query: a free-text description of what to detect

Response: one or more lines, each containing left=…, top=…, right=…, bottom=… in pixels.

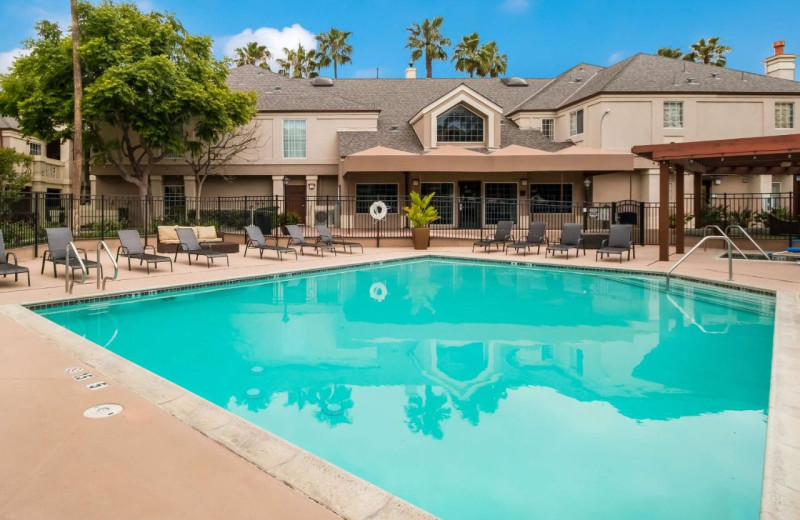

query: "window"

left=663, top=101, right=683, bottom=128
left=569, top=109, right=584, bottom=136
left=46, top=141, right=61, bottom=160
left=163, top=185, right=186, bottom=222
left=485, top=182, right=517, bottom=224
left=436, top=104, right=484, bottom=142
left=355, top=184, right=398, bottom=214
left=775, top=102, right=794, bottom=129
left=420, top=182, right=454, bottom=225
left=540, top=118, right=554, bottom=141
left=283, top=119, right=307, bottom=158
left=530, top=183, right=573, bottom=213
left=28, top=142, right=42, bottom=156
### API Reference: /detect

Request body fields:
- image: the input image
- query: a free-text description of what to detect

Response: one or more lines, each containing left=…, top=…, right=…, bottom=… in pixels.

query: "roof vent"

left=501, top=76, right=528, bottom=87
left=311, top=76, right=334, bottom=87
left=711, top=72, right=720, bottom=79
left=686, top=77, right=697, bottom=84
left=390, top=124, right=399, bottom=131
left=274, top=86, right=282, bottom=91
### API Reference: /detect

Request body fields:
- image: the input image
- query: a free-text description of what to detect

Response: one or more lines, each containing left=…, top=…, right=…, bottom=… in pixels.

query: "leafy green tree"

left=315, top=28, right=352, bottom=79
left=682, top=37, right=731, bottom=67
left=657, top=47, right=684, bottom=59
left=452, top=32, right=480, bottom=78
left=405, top=16, right=450, bottom=78
left=234, top=41, right=271, bottom=69
left=0, top=1, right=256, bottom=197
left=476, top=41, right=507, bottom=78
left=0, top=148, right=32, bottom=195
left=277, top=44, right=320, bottom=78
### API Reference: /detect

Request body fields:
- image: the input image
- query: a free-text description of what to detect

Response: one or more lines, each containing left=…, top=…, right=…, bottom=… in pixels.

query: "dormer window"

left=436, top=104, right=485, bottom=143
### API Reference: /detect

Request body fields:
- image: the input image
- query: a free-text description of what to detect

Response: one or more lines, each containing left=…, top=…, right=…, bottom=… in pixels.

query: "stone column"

left=305, top=175, right=318, bottom=224
left=89, top=174, right=98, bottom=197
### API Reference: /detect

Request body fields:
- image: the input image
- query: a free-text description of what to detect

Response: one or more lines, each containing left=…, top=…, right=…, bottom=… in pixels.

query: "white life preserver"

left=369, top=201, right=388, bottom=221
left=369, top=282, right=388, bottom=302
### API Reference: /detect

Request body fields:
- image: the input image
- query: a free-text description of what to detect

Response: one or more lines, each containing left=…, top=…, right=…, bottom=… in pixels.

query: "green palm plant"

left=234, top=41, right=271, bottom=69
left=403, top=191, right=440, bottom=228
left=315, top=28, right=353, bottom=79
left=277, top=44, right=320, bottom=78
left=657, top=46, right=683, bottom=59
left=405, top=16, right=450, bottom=78
left=682, top=37, right=731, bottom=67
left=452, top=32, right=480, bottom=78
left=476, top=41, right=507, bottom=78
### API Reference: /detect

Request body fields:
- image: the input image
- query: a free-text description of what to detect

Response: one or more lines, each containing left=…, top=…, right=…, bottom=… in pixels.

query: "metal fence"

left=0, top=192, right=794, bottom=255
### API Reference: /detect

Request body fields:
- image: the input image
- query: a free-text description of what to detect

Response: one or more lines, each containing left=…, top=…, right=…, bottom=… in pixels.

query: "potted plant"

left=403, top=191, right=440, bottom=250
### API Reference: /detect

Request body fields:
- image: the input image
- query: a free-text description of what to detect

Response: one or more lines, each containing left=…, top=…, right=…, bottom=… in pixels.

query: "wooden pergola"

left=632, top=134, right=800, bottom=261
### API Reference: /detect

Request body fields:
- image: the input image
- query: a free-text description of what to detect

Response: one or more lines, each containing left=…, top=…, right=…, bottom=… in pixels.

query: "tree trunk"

left=70, top=0, right=83, bottom=233
left=333, top=61, right=338, bottom=79
left=426, top=55, right=432, bottom=78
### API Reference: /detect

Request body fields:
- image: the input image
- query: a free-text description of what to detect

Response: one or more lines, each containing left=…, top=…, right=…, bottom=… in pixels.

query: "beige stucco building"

left=0, top=117, right=72, bottom=195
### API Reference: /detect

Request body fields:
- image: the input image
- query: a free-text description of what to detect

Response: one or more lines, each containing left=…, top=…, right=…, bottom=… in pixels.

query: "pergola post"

left=659, top=161, right=670, bottom=261
left=693, top=173, right=703, bottom=228
left=675, top=164, right=685, bottom=254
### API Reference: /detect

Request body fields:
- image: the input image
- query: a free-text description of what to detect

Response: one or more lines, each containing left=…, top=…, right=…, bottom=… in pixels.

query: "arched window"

left=436, top=104, right=485, bottom=143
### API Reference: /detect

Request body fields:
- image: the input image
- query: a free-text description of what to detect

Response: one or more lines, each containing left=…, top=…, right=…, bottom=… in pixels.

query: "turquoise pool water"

left=38, top=259, right=775, bottom=520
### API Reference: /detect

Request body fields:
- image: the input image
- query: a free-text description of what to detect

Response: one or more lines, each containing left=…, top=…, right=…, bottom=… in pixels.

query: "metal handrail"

left=701, top=225, right=748, bottom=258
left=666, top=235, right=734, bottom=290
left=725, top=225, right=771, bottom=261
left=96, top=240, right=118, bottom=290
left=65, top=242, right=88, bottom=294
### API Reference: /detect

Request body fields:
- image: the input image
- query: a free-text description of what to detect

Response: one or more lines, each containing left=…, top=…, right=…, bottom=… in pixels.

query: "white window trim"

left=775, top=102, right=795, bottom=130
left=663, top=101, right=684, bottom=129
left=569, top=109, right=584, bottom=137
left=434, top=105, right=487, bottom=145
left=354, top=182, right=400, bottom=214
left=28, top=142, right=42, bottom=156
left=282, top=119, right=307, bottom=159
left=429, top=94, right=496, bottom=148
left=540, top=118, right=555, bottom=140
left=420, top=181, right=455, bottom=227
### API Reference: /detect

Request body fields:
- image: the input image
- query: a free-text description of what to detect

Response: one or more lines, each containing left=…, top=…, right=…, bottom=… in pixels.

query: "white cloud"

left=500, top=0, right=530, bottom=13
left=607, top=50, right=625, bottom=64
left=220, top=24, right=317, bottom=70
left=0, top=47, right=30, bottom=73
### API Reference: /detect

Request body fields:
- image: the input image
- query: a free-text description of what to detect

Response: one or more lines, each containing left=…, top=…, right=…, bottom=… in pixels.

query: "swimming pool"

left=37, top=258, right=775, bottom=520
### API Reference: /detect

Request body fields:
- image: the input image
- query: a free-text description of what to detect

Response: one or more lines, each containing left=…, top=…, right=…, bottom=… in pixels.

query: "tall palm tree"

left=682, top=37, right=731, bottom=67
left=451, top=32, right=480, bottom=78
left=476, top=41, right=507, bottom=78
left=315, top=28, right=352, bottom=79
left=233, top=41, right=271, bottom=69
left=657, top=47, right=684, bottom=59
left=277, top=44, right=320, bottom=78
left=405, top=16, right=450, bottom=78
left=70, top=0, right=83, bottom=223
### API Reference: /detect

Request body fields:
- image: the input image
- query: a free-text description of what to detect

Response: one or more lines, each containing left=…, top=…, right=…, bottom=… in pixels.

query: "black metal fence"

left=0, top=192, right=794, bottom=255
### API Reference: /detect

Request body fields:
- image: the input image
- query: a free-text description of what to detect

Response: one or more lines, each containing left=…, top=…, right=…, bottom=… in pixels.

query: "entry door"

left=285, top=184, right=307, bottom=223
left=458, top=181, right=482, bottom=229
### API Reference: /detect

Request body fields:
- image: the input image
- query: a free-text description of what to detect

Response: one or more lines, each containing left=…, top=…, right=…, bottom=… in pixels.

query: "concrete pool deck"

left=0, top=243, right=798, bottom=520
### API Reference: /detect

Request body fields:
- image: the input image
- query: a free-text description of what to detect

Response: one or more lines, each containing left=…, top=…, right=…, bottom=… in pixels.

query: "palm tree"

left=657, top=47, right=684, bottom=59
left=315, top=28, right=352, bottom=79
left=233, top=41, right=271, bottom=70
left=277, top=44, right=320, bottom=78
left=451, top=32, right=480, bottom=78
left=405, top=16, right=450, bottom=78
left=70, top=0, right=83, bottom=226
left=682, top=37, right=731, bottom=67
left=476, top=41, right=507, bottom=78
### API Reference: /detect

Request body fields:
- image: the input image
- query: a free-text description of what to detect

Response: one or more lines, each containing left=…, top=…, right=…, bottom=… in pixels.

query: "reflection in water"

left=40, top=259, right=776, bottom=520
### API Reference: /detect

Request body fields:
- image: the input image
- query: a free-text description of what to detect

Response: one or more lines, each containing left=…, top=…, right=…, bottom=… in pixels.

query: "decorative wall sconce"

left=411, top=179, right=420, bottom=186
left=520, top=179, right=528, bottom=186
left=308, top=183, right=316, bottom=190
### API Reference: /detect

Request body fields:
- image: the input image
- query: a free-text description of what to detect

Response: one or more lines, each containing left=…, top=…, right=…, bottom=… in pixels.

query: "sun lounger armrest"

left=75, top=247, right=89, bottom=260
left=600, top=239, right=608, bottom=248
left=144, top=244, right=157, bottom=254
left=577, top=238, right=585, bottom=247
left=5, top=252, right=19, bottom=265
left=117, top=246, right=129, bottom=256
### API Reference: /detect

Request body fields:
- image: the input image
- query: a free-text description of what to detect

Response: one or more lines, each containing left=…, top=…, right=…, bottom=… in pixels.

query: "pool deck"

left=1, top=244, right=798, bottom=520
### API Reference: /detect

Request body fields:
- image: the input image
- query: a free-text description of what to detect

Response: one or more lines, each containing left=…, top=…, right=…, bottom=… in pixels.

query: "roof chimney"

left=765, top=40, right=796, bottom=81
left=405, top=63, right=417, bottom=79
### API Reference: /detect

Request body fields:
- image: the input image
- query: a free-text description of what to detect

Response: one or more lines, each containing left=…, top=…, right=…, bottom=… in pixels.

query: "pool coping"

left=5, top=253, right=796, bottom=520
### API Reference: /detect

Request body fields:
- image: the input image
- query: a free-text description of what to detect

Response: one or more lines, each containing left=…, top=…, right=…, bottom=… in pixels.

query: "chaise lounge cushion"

left=158, top=225, right=180, bottom=244
left=196, top=226, right=222, bottom=243
left=157, top=225, right=223, bottom=244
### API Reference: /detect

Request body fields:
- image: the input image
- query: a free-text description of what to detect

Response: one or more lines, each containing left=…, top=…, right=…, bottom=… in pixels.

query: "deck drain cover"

left=84, top=404, right=123, bottom=419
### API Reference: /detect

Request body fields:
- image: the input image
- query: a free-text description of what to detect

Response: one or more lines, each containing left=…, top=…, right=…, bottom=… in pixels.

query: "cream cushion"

left=157, top=225, right=179, bottom=244
left=195, top=226, right=220, bottom=242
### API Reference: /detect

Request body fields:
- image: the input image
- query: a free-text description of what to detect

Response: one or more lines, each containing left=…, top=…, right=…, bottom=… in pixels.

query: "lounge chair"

left=507, top=222, right=548, bottom=256
left=116, top=230, right=173, bottom=273
left=40, top=227, right=102, bottom=278
left=244, top=225, right=297, bottom=260
left=596, top=225, right=635, bottom=263
left=0, top=230, right=30, bottom=286
left=472, top=221, right=513, bottom=252
left=174, top=227, right=229, bottom=267
left=546, top=223, right=585, bottom=259
left=285, top=224, right=336, bottom=256
left=316, top=224, right=363, bottom=254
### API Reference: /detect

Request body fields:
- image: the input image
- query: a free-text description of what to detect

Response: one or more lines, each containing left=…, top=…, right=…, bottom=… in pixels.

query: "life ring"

left=369, top=201, right=388, bottom=221
left=369, top=282, right=388, bottom=302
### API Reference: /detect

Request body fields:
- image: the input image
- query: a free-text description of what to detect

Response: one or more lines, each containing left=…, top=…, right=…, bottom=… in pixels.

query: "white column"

left=272, top=175, right=285, bottom=197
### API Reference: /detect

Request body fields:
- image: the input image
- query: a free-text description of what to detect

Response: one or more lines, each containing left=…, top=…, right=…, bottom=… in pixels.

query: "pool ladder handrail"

left=96, top=240, right=118, bottom=290
left=724, top=225, right=771, bottom=261
left=666, top=235, right=736, bottom=290
left=65, top=242, right=88, bottom=294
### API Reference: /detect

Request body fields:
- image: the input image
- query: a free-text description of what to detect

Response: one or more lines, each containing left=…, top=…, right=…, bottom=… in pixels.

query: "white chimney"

left=405, top=64, right=417, bottom=79
left=765, top=41, right=796, bottom=81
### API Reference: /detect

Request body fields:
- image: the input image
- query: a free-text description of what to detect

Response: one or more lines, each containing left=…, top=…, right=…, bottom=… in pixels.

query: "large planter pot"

left=411, top=227, right=430, bottom=250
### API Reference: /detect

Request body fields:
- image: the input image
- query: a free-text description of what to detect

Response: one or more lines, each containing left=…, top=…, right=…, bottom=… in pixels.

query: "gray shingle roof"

left=0, top=117, right=20, bottom=130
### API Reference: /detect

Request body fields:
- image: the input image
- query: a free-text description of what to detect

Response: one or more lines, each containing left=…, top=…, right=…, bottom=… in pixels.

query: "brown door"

left=285, top=184, right=307, bottom=223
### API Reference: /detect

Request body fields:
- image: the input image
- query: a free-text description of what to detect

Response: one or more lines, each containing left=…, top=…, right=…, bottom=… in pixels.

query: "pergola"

left=632, top=134, right=800, bottom=261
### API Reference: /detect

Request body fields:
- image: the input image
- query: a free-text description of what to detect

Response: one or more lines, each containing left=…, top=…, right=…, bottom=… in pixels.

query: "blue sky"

left=1, top=0, right=798, bottom=78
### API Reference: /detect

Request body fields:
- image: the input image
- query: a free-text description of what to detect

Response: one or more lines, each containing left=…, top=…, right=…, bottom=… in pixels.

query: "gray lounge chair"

left=546, top=223, right=585, bottom=259
left=0, top=230, right=30, bottom=286
left=244, top=225, right=297, bottom=260
left=473, top=221, right=513, bottom=252
left=174, top=227, right=229, bottom=267
left=316, top=224, right=363, bottom=254
left=596, top=224, right=635, bottom=263
left=507, top=222, right=548, bottom=256
left=286, top=224, right=336, bottom=256
left=40, top=227, right=102, bottom=278
left=116, top=230, right=173, bottom=273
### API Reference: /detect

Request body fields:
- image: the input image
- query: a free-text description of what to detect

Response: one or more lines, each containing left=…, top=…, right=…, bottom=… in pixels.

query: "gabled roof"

left=508, top=63, right=605, bottom=113
left=0, top=117, right=20, bottom=130
left=408, top=83, right=504, bottom=124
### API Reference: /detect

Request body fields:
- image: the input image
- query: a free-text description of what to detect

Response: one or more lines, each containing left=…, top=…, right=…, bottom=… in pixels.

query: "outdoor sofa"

left=157, top=225, right=238, bottom=253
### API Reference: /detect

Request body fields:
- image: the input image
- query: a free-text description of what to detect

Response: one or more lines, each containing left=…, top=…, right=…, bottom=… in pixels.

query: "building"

left=0, top=117, right=72, bottom=195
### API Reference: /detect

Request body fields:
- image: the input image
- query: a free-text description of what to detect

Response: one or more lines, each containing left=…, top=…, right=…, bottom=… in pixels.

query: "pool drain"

left=246, top=388, right=262, bottom=398
left=83, top=404, right=123, bottom=419
left=322, top=403, right=344, bottom=416
left=250, top=366, right=264, bottom=375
